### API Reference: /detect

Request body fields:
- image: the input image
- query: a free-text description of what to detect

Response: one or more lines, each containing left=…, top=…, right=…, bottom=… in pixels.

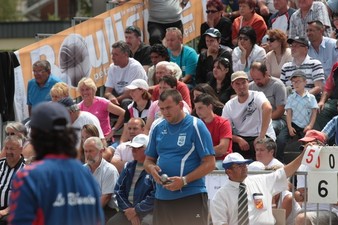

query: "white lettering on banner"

left=104, top=17, right=116, bottom=48
left=85, top=30, right=109, bottom=68
left=53, top=192, right=96, bottom=207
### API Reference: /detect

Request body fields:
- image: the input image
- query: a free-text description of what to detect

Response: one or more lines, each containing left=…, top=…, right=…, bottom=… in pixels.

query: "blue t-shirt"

left=9, top=155, right=104, bottom=225
left=27, top=74, right=61, bottom=107
left=146, top=115, right=215, bottom=200
left=168, top=45, right=198, bottom=80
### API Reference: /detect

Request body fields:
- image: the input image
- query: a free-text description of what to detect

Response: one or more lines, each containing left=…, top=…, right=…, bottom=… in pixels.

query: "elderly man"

left=124, top=26, right=151, bottom=71
left=222, top=71, right=276, bottom=160
left=288, top=0, right=332, bottom=37
left=84, top=136, right=119, bottom=223
left=165, top=27, right=198, bottom=88
left=107, top=134, right=155, bottom=225
left=104, top=41, right=147, bottom=107
left=280, top=36, right=325, bottom=98
left=249, top=61, right=287, bottom=136
left=210, top=148, right=306, bottom=225
left=0, top=135, right=25, bottom=224
left=307, top=20, right=338, bottom=80
left=144, top=89, right=215, bottom=225
left=27, top=59, right=61, bottom=115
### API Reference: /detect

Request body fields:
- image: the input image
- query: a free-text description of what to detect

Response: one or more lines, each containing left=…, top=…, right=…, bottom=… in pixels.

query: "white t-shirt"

left=222, top=90, right=276, bottom=140
left=105, top=58, right=147, bottom=95
left=112, top=142, right=133, bottom=162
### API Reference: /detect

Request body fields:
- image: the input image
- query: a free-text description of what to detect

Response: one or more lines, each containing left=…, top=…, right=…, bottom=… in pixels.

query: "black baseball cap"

left=287, top=36, right=309, bottom=47
left=203, top=28, right=221, bottom=38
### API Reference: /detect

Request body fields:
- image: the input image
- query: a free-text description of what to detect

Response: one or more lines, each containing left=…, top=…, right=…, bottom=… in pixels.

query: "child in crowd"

left=276, top=70, right=318, bottom=162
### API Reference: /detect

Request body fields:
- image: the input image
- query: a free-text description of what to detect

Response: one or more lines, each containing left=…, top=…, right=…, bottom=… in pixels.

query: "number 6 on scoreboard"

left=307, top=171, right=338, bottom=204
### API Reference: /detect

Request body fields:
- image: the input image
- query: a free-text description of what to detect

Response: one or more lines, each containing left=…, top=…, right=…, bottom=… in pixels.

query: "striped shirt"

left=280, top=55, right=324, bottom=91
left=0, top=156, right=25, bottom=209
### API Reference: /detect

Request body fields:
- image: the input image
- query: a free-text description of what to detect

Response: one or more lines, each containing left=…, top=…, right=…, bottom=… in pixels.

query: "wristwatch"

left=182, top=176, right=188, bottom=186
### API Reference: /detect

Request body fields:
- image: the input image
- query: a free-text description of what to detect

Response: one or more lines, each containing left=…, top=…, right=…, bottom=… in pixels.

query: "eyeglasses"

left=238, top=36, right=249, bottom=41
left=267, top=37, right=276, bottom=42
left=206, top=10, right=219, bottom=14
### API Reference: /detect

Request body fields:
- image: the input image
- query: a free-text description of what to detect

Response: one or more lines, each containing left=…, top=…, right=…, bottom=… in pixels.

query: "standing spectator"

left=0, top=136, right=25, bottom=224
left=208, top=57, right=235, bottom=104
left=147, top=44, right=170, bottom=86
left=194, top=93, right=232, bottom=169
left=268, top=0, right=296, bottom=33
left=104, top=41, right=147, bottom=108
left=289, top=0, right=332, bottom=38
left=210, top=149, right=306, bottom=225
left=280, top=36, right=324, bottom=97
left=144, top=89, right=215, bottom=225
left=307, top=20, right=338, bottom=80
left=124, top=26, right=151, bottom=71
left=232, top=26, right=266, bottom=80
left=27, top=60, right=61, bottom=115
left=78, top=77, right=125, bottom=144
left=232, top=0, right=267, bottom=46
left=83, top=137, right=119, bottom=223
left=147, top=0, right=189, bottom=45
left=50, top=82, right=69, bottom=102
left=107, top=134, right=155, bottom=225
left=222, top=71, right=276, bottom=160
left=315, top=62, right=338, bottom=131
left=198, top=0, right=232, bottom=53
left=9, top=102, right=104, bottom=225
left=277, top=70, right=318, bottom=161
left=222, top=0, right=240, bottom=19
left=196, top=28, right=232, bottom=84
left=165, top=27, right=198, bottom=89
left=249, top=61, right=287, bottom=136
left=265, top=29, right=293, bottom=79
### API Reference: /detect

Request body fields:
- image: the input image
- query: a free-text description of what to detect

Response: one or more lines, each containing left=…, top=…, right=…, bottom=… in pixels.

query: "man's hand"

left=163, top=176, right=185, bottom=191
left=237, top=137, right=250, bottom=151
left=288, top=127, right=296, bottom=136
left=148, top=164, right=162, bottom=184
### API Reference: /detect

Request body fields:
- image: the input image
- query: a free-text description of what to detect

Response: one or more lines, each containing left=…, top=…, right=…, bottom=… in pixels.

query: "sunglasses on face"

left=206, top=10, right=219, bottom=14
left=267, top=37, right=276, bottom=42
left=6, top=132, right=15, bottom=136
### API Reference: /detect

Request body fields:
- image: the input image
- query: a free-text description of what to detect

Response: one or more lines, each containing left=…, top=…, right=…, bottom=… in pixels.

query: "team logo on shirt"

left=177, top=135, right=186, bottom=146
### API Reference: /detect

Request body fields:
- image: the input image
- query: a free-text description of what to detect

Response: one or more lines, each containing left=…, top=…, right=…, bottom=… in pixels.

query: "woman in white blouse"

left=232, top=26, right=266, bottom=80
left=265, top=29, right=293, bottom=78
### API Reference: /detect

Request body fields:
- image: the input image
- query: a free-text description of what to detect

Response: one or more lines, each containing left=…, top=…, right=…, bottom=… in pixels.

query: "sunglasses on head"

left=267, top=37, right=276, bottom=42
left=206, top=10, right=219, bottom=14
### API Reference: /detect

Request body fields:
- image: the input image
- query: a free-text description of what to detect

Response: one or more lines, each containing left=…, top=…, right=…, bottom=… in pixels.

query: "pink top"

left=78, top=96, right=111, bottom=136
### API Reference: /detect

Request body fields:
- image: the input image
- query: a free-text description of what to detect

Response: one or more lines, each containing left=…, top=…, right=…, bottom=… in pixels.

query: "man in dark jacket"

left=107, top=134, right=155, bottom=225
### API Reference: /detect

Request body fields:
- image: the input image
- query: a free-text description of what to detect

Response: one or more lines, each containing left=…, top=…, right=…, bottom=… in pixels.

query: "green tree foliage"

left=0, top=0, right=20, bottom=21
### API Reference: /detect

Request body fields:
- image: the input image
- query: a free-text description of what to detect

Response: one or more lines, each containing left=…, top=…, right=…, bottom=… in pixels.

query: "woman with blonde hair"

left=77, top=77, right=125, bottom=144
left=50, top=82, right=69, bottom=102
left=265, top=29, right=293, bottom=78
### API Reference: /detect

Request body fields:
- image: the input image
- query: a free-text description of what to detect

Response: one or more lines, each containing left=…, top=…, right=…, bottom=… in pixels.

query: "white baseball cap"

left=125, top=79, right=149, bottom=90
left=222, top=153, right=253, bottom=170
left=127, top=134, right=149, bottom=148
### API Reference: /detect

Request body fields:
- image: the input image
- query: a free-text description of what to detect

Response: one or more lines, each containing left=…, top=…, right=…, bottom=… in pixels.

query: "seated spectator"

left=208, top=57, right=235, bottom=105
left=196, top=28, right=232, bottom=84
left=268, top=0, right=296, bottom=33
left=165, top=27, right=198, bottom=88
left=289, top=0, right=332, bottom=38
left=50, top=82, right=69, bottom=102
left=254, top=137, right=283, bottom=169
left=120, top=79, right=152, bottom=143
left=104, top=41, right=147, bottom=108
left=147, top=44, right=170, bottom=86
left=307, top=20, right=338, bottom=80
left=0, top=122, right=34, bottom=160
left=249, top=61, right=287, bottom=136
left=198, top=0, right=232, bottom=53
left=111, top=118, right=145, bottom=173
left=222, top=71, right=275, bottom=160
left=124, top=26, right=151, bottom=72
left=80, top=124, right=113, bottom=164
left=322, top=113, right=338, bottom=145
left=265, top=29, right=293, bottom=79
left=277, top=71, right=318, bottom=161
left=151, top=61, right=191, bottom=108
left=27, top=60, right=61, bottom=115
left=145, top=76, right=191, bottom=133
left=107, top=134, right=155, bottom=225
left=232, top=26, right=266, bottom=80
left=330, top=13, right=338, bottom=39
left=280, top=36, right=324, bottom=98
left=0, top=135, right=25, bottom=224
left=194, top=93, right=232, bottom=169
left=78, top=77, right=125, bottom=144
left=83, top=137, right=119, bottom=223
left=232, top=0, right=267, bottom=46
left=192, top=83, right=224, bottom=116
